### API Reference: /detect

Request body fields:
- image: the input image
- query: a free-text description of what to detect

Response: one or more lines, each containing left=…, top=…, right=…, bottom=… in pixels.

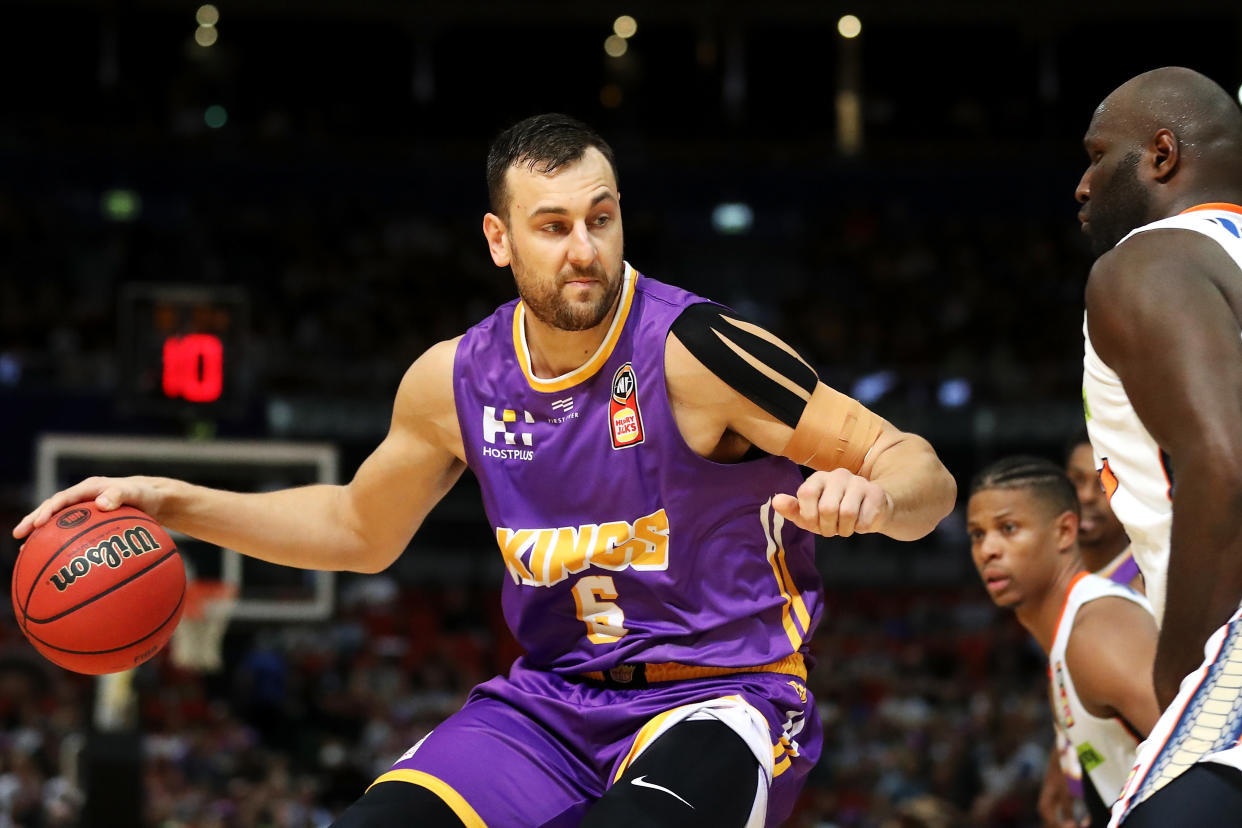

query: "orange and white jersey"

left=1049, top=573, right=1151, bottom=805
left=1083, top=204, right=1242, bottom=625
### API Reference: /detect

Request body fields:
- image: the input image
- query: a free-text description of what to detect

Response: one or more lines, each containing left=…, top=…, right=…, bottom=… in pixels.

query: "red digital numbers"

left=162, top=334, right=224, bottom=403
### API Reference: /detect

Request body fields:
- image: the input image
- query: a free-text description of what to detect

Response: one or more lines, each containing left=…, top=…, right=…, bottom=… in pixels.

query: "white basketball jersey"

left=1049, top=573, right=1153, bottom=804
left=1083, top=205, right=1242, bottom=624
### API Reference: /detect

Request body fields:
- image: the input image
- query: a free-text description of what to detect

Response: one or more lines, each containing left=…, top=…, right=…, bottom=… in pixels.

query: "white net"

left=170, top=581, right=237, bottom=672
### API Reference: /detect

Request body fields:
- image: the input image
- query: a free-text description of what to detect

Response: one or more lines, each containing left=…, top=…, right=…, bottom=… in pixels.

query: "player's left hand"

left=772, top=468, right=894, bottom=538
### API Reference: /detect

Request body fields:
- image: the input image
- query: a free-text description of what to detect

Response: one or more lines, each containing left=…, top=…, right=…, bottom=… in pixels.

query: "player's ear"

left=483, top=213, right=511, bottom=267
left=1056, top=510, right=1079, bottom=553
left=1150, top=128, right=1180, bottom=182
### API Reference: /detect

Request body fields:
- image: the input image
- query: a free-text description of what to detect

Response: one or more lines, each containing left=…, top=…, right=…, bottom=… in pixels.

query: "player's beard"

left=1086, top=151, right=1153, bottom=258
left=511, top=243, right=624, bottom=332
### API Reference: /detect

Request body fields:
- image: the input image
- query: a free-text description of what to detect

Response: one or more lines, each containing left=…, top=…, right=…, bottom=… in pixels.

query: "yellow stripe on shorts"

left=613, top=707, right=683, bottom=783
left=368, top=769, right=488, bottom=828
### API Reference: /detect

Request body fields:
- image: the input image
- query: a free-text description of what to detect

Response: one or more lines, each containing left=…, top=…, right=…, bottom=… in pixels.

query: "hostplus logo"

left=483, top=406, right=535, bottom=461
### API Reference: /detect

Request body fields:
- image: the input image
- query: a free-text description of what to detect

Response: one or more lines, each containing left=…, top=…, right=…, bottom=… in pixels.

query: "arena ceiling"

left=10, top=0, right=1242, bottom=24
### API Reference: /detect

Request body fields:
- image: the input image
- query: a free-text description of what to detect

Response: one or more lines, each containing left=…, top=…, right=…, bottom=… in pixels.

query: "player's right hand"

left=1037, top=767, right=1082, bottom=828
left=13, top=476, right=163, bottom=539
left=772, top=467, right=894, bottom=537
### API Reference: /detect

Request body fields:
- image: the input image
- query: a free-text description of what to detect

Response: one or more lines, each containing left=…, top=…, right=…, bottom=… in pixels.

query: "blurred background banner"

left=0, top=1, right=1237, bottom=825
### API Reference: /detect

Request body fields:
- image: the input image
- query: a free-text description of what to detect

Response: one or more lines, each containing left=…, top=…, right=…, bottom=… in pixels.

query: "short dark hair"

left=485, top=113, right=618, bottom=220
left=1063, top=426, right=1092, bottom=465
left=969, top=455, right=1081, bottom=518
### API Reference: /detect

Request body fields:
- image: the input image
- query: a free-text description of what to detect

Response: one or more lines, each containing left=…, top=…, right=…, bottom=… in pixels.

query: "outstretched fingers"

left=13, top=477, right=130, bottom=539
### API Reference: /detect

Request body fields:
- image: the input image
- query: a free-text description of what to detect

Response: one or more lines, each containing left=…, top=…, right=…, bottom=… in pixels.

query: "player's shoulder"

left=1069, top=586, right=1154, bottom=648
left=1064, top=583, right=1156, bottom=694
left=1086, top=229, right=1175, bottom=298
left=387, top=338, right=465, bottom=451
left=1085, top=225, right=1231, bottom=355
left=396, top=337, right=462, bottom=406
left=416, top=336, right=463, bottom=371
left=634, top=270, right=693, bottom=299
left=463, top=297, right=521, bottom=338
left=1090, top=217, right=1235, bottom=298
left=1064, top=590, right=1157, bottom=722
left=632, top=269, right=723, bottom=316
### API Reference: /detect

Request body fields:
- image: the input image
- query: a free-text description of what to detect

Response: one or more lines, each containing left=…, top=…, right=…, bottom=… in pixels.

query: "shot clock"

left=118, top=284, right=248, bottom=417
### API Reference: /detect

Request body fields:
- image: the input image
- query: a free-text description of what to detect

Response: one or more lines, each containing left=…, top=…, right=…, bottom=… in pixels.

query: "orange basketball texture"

left=12, top=504, right=186, bottom=674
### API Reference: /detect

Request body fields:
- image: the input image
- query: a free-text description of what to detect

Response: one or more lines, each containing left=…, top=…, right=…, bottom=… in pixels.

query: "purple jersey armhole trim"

left=1109, top=556, right=1141, bottom=587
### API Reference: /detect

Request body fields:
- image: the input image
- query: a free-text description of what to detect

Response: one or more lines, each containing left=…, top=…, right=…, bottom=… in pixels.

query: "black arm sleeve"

left=669, top=302, right=817, bottom=429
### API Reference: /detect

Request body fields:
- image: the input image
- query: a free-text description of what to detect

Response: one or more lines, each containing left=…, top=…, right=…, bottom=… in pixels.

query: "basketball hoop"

left=170, top=579, right=237, bottom=672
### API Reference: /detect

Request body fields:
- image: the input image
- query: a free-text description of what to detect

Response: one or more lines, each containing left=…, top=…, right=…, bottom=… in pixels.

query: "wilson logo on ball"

left=48, top=527, right=163, bottom=593
left=55, top=508, right=92, bottom=529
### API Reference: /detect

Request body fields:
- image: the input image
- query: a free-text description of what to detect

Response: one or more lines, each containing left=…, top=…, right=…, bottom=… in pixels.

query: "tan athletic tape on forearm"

left=782, top=384, right=883, bottom=473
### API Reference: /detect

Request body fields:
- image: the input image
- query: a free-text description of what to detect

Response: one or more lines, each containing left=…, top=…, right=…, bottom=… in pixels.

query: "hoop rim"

left=182, top=578, right=238, bottom=621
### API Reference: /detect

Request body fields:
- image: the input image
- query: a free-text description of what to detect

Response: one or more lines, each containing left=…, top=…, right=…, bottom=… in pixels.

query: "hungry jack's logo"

left=609, top=363, right=645, bottom=449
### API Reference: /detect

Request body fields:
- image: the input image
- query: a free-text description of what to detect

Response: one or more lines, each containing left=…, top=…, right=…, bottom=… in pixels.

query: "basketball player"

left=14, top=114, right=956, bottom=827
left=1040, top=433, right=1141, bottom=827
left=1077, top=67, right=1242, bottom=824
left=1064, top=432, right=1139, bottom=593
left=967, top=456, right=1160, bottom=828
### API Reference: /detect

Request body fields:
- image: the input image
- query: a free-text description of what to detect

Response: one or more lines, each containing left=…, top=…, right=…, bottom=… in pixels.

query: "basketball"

left=11, top=504, right=186, bottom=675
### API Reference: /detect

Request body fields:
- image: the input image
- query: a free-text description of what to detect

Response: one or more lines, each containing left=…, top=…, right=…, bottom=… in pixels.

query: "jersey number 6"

left=572, top=575, right=629, bottom=643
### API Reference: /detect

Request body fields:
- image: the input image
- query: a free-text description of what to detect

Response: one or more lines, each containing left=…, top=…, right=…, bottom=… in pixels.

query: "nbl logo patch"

left=609, top=363, right=645, bottom=449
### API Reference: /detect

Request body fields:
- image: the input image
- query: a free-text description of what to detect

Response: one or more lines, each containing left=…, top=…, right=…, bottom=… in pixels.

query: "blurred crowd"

left=0, top=575, right=1051, bottom=827
left=0, top=173, right=1092, bottom=411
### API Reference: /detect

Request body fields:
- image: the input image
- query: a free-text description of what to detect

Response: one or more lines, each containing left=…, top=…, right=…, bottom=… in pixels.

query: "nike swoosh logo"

left=630, top=775, right=695, bottom=809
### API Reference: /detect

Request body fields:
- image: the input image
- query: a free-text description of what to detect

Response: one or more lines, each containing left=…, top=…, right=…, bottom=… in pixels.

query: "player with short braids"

left=967, top=455, right=1159, bottom=828
left=969, top=454, right=1081, bottom=518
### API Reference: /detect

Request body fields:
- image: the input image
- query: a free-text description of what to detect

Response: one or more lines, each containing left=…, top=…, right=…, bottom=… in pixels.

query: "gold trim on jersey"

left=762, top=499, right=811, bottom=652
left=512, top=263, right=637, bottom=392
left=367, top=769, right=488, bottom=827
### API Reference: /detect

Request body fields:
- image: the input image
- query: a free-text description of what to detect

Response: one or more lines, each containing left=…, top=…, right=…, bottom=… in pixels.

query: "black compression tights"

left=581, top=719, right=761, bottom=828
left=330, top=781, right=463, bottom=828
left=1120, top=763, right=1242, bottom=827
left=330, top=720, right=761, bottom=828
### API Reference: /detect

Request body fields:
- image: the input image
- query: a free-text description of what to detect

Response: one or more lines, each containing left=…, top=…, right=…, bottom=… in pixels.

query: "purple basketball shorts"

left=370, top=656, right=822, bottom=827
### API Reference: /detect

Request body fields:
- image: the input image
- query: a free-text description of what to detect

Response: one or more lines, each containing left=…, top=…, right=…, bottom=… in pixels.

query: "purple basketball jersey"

left=452, top=264, right=822, bottom=676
